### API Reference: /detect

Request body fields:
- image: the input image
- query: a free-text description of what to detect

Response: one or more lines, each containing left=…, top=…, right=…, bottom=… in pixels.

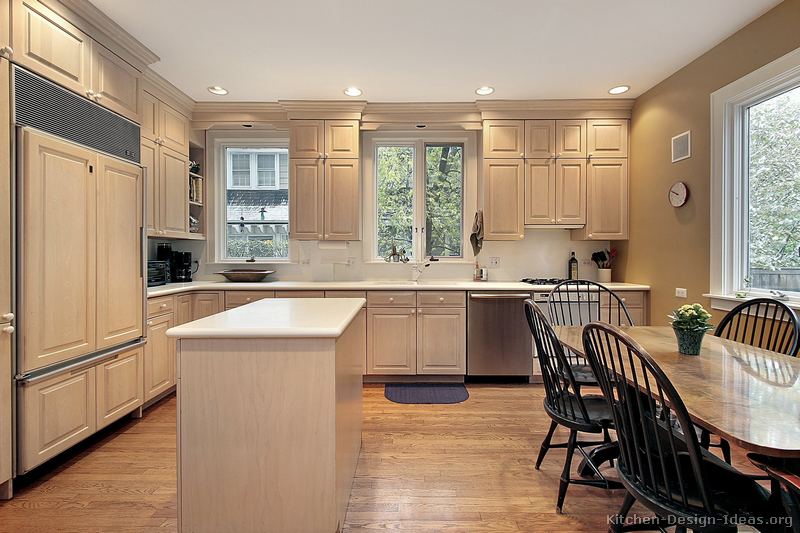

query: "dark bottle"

left=568, top=252, right=579, bottom=280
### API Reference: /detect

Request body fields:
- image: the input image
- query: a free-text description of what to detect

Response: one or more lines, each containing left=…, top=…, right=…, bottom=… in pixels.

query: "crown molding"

left=476, top=98, right=635, bottom=119
left=50, top=0, right=160, bottom=69
left=142, top=70, right=195, bottom=118
left=192, top=102, right=288, bottom=129
left=279, top=100, right=367, bottom=120
left=361, top=102, right=481, bottom=129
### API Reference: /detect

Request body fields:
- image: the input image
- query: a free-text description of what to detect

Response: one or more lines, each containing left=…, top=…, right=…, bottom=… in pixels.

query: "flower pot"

left=597, top=269, right=612, bottom=284
left=673, top=327, right=707, bottom=356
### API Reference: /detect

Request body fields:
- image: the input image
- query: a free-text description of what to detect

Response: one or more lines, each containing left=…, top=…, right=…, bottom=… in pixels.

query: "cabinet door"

left=160, top=146, right=189, bottom=236
left=324, top=159, right=359, bottom=240
left=20, top=130, right=96, bottom=371
left=582, top=159, right=628, bottom=240
left=97, top=346, right=143, bottom=429
left=482, top=159, right=524, bottom=240
left=0, top=63, right=11, bottom=328
left=224, top=291, right=274, bottom=309
left=482, top=120, right=525, bottom=158
left=587, top=119, right=628, bottom=158
left=175, top=295, right=193, bottom=325
left=367, top=308, right=416, bottom=374
left=140, top=91, right=159, bottom=142
left=141, top=138, right=159, bottom=235
left=10, top=0, right=91, bottom=95
left=555, top=159, right=586, bottom=225
left=18, top=366, right=96, bottom=473
left=289, top=159, right=324, bottom=240
left=91, top=43, right=141, bottom=122
left=556, top=120, right=587, bottom=159
left=525, top=120, right=556, bottom=159
left=159, top=102, right=189, bottom=155
left=192, top=292, right=222, bottom=320
left=289, top=120, right=324, bottom=159
left=144, top=313, right=174, bottom=401
left=417, top=308, right=466, bottom=375
left=0, top=325, right=11, bottom=487
left=524, top=159, right=556, bottom=225
left=96, top=155, right=143, bottom=349
left=325, top=120, right=359, bottom=159
left=274, top=291, right=326, bottom=298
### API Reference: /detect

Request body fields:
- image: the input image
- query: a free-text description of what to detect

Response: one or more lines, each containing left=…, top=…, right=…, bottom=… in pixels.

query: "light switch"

left=675, top=288, right=688, bottom=298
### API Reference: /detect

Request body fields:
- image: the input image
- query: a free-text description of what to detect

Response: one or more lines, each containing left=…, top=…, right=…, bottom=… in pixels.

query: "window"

left=224, top=147, right=289, bottom=260
left=711, top=47, right=800, bottom=304
left=373, top=141, right=464, bottom=260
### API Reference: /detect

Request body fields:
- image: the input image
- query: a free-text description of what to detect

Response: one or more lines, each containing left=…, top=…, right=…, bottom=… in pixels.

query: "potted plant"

left=669, top=303, right=713, bottom=355
left=591, top=248, right=616, bottom=284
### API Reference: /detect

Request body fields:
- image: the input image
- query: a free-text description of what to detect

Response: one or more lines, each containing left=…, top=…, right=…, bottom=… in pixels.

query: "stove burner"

left=520, top=277, right=568, bottom=285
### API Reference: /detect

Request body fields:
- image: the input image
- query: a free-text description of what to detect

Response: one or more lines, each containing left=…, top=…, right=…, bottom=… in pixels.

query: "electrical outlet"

left=675, top=288, right=688, bottom=298
left=489, top=257, right=500, bottom=267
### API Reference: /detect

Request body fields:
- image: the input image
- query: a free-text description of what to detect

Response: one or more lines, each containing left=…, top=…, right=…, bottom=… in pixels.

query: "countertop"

left=166, top=297, right=366, bottom=339
left=148, top=280, right=651, bottom=297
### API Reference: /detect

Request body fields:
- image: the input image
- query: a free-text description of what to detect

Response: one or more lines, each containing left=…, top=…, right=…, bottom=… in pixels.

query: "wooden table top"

left=554, top=325, right=800, bottom=458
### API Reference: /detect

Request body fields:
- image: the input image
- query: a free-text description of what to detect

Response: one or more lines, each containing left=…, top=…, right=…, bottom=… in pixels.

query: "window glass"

left=425, top=144, right=463, bottom=257
left=256, top=153, right=276, bottom=188
left=230, top=152, right=250, bottom=188
left=746, top=85, right=800, bottom=292
left=376, top=145, right=415, bottom=260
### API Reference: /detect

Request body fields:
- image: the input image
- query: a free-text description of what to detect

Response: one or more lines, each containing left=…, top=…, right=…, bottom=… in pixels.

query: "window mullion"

left=415, top=140, right=425, bottom=260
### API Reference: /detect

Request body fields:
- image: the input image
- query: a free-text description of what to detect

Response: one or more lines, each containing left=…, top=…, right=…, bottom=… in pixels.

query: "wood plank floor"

left=0, top=384, right=757, bottom=532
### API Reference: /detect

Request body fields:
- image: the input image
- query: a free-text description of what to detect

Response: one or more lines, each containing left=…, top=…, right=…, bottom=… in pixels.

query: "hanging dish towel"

left=470, top=210, right=484, bottom=256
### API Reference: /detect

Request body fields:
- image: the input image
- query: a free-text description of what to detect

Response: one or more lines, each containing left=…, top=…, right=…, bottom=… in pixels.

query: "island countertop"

left=166, top=297, right=365, bottom=339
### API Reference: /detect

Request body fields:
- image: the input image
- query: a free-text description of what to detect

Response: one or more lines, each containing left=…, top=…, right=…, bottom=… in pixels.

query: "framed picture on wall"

left=671, top=130, right=691, bottom=162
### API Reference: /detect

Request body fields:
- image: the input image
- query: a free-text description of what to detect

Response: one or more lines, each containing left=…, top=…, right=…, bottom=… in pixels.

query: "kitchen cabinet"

left=325, top=291, right=367, bottom=299
left=140, top=138, right=158, bottom=234
left=324, top=159, right=360, bottom=240
left=175, top=294, right=193, bottom=324
left=572, top=158, right=628, bottom=240
left=10, top=0, right=142, bottom=122
left=141, top=91, right=159, bottom=143
left=19, top=129, right=97, bottom=371
left=416, top=291, right=466, bottom=308
left=192, top=292, right=223, bottom=320
left=0, top=61, right=12, bottom=497
left=482, top=120, right=525, bottom=158
left=146, top=295, right=173, bottom=317
left=367, top=308, right=417, bottom=374
left=96, top=346, right=143, bottom=429
left=96, top=155, right=143, bottom=350
left=291, top=158, right=359, bottom=241
left=289, top=159, right=324, bottom=239
left=142, top=139, right=191, bottom=238
left=225, top=291, right=274, bottom=309
left=416, top=308, right=466, bottom=375
left=587, top=119, right=628, bottom=158
left=144, top=313, right=174, bottom=402
left=140, top=91, right=189, bottom=154
left=525, top=120, right=556, bottom=159
left=274, top=291, right=325, bottom=298
left=0, top=324, right=11, bottom=495
left=524, top=159, right=556, bottom=225
left=555, top=159, right=586, bottom=225
left=482, top=159, right=524, bottom=240
left=289, top=120, right=359, bottom=159
left=366, top=291, right=416, bottom=307
left=600, top=290, right=648, bottom=325
left=18, top=366, right=97, bottom=473
left=555, top=120, right=587, bottom=159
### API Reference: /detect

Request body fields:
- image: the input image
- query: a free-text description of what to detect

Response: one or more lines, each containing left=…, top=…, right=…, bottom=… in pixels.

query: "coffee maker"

left=170, top=251, right=193, bottom=282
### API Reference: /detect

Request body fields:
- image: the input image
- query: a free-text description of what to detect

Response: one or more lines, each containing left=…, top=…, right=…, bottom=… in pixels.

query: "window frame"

left=225, top=148, right=284, bottom=191
left=710, top=46, right=800, bottom=310
left=362, top=131, right=477, bottom=264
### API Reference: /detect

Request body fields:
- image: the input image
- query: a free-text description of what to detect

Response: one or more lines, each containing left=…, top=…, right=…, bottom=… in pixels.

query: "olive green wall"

left=615, top=0, right=800, bottom=324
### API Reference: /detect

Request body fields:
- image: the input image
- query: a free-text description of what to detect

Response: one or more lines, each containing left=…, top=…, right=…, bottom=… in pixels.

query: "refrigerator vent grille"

left=13, top=66, right=140, bottom=163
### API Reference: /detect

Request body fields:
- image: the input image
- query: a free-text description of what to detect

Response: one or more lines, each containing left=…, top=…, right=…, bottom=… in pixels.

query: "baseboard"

left=363, top=375, right=465, bottom=384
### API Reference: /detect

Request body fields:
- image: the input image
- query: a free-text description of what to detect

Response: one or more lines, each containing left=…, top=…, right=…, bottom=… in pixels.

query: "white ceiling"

left=90, top=0, right=782, bottom=102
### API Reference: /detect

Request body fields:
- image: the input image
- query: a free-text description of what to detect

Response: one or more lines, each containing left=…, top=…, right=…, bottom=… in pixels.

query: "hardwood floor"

left=0, top=384, right=757, bottom=532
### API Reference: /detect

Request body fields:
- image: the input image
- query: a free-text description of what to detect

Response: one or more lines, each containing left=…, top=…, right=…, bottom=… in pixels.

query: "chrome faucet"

left=384, top=243, right=409, bottom=263
left=411, top=256, right=439, bottom=282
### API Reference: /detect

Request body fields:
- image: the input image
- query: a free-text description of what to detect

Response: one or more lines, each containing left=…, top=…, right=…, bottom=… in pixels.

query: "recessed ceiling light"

left=207, top=85, right=228, bottom=96
left=343, top=87, right=362, bottom=97
left=475, top=86, right=495, bottom=96
left=608, top=85, right=630, bottom=95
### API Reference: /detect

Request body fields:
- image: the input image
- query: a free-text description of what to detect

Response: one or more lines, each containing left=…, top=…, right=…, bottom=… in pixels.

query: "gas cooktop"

left=520, top=277, right=567, bottom=286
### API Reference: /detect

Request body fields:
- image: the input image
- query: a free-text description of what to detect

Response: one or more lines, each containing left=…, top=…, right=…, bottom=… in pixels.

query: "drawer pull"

left=439, top=297, right=445, bottom=302
left=160, top=303, right=167, bottom=309
left=2, top=325, right=14, bottom=334
left=1, top=312, right=13, bottom=322
left=388, top=297, right=394, bottom=303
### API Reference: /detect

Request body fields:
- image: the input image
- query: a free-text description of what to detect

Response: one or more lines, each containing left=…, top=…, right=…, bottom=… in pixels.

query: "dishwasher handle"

left=469, top=293, right=532, bottom=299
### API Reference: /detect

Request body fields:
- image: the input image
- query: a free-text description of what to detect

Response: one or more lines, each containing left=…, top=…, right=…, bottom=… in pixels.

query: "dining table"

left=553, top=325, right=800, bottom=459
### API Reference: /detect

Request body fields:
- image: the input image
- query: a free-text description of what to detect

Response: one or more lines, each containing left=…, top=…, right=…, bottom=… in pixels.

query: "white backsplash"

left=153, top=229, right=611, bottom=283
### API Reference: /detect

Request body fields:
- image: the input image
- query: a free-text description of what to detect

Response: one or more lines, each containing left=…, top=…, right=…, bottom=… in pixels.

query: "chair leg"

left=556, top=429, right=577, bottom=513
left=700, top=428, right=710, bottom=449
left=608, top=491, right=636, bottom=532
left=719, top=438, right=732, bottom=464
left=536, top=420, right=558, bottom=470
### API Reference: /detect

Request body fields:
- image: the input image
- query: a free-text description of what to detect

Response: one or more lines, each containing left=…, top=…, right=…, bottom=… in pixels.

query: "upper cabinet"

left=525, top=120, right=556, bottom=159
left=290, top=120, right=359, bottom=159
left=572, top=159, right=628, bottom=241
left=482, top=120, right=525, bottom=158
left=587, top=119, right=628, bottom=158
left=555, top=120, right=587, bottom=159
left=142, top=91, right=189, bottom=155
left=323, top=159, right=360, bottom=240
left=9, top=0, right=143, bottom=122
left=482, top=159, right=524, bottom=240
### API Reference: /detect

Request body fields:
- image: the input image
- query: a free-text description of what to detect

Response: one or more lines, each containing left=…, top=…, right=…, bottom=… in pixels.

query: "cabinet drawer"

left=600, top=291, right=645, bottom=308
left=225, top=291, right=275, bottom=308
left=325, top=290, right=367, bottom=299
left=274, top=291, right=325, bottom=299
left=147, top=296, right=174, bottom=318
left=417, top=291, right=466, bottom=308
left=367, top=291, right=416, bottom=308
left=96, top=346, right=143, bottom=429
left=18, top=366, right=97, bottom=473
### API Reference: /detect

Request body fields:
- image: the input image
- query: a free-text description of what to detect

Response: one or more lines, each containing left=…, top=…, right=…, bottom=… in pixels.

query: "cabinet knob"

left=411, top=309, right=416, bottom=315
left=557, top=219, right=562, bottom=223
left=621, top=297, right=626, bottom=302
left=94, top=93, right=103, bottom=101
left=325, top=153, right=329, bottom=158
left=551, top=218, right=556, bottom=223
left=519, top=234, right=524, bottom=238
left=0, top=46, right=13, bottom=57
left=318, top=234, right=323, bottom=239
left=388, top=297, right=394, bottom=303
left=2, top=326, right=14, bottom=335
left=557, top=153, right=563, bottom=158
left=147, top=320, right=153, bottom=326
left=551, top=153, right=556, bottom=158
left=318, top=153, right=323, bottom=158
left=86, top=90, right=95, bottom=98
left=439, top=297, right=445, bottom=302
left=1, top=312, right=13, bottom=322
left=160, top=303, right=167, bottom=309
left=588, top=233, right=593, bottom=238
left=246, top=297, right=252, bottom=302
left=520, top=152, right=525, bottom=158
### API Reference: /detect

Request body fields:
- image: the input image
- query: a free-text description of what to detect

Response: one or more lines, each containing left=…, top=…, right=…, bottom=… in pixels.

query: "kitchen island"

left=167, top=298, right=366, bottom=533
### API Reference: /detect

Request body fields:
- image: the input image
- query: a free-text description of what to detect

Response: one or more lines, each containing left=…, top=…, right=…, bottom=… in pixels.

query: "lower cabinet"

left=192, top=292, right=223, bottom=320
left=144, top=313, right=175, bottom=402
left=275, top=290, right=326, bottom=298
left=96, top=346, right=144, bottom=430
left=417, top=308, right=467, bottom=375
left=367, top=308, right=417, bottom=374
left=175, top=294, right=193, bottom=325
left=224, top=290, right=274, bottom=310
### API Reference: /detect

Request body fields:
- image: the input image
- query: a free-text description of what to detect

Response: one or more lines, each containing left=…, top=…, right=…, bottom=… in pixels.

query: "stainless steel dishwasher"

left=467, top=292, right=533, bottom=376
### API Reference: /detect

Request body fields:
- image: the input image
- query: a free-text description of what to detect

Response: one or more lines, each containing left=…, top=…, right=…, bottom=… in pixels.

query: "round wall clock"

left=669, top=181, right=689, bottom=207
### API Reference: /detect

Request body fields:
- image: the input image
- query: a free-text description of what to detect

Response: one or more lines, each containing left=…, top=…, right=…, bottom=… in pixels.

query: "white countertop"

left=148, top=279, right=650, bottom=297
left=166, top=298, right=366, bottom=339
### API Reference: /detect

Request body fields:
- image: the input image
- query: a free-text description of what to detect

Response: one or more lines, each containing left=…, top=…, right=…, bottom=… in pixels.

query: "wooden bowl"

left=217, top=269, right=275, bottom=282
